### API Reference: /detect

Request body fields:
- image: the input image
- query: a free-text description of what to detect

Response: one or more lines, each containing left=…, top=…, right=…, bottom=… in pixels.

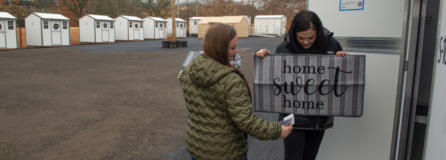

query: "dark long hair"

left=288, top=10, right=328, bottom=53
left=202, top=23, right=237, bottom=66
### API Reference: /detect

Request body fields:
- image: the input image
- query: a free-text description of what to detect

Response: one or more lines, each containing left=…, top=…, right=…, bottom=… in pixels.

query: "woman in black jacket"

left=255, top=10, right=347, bottom=160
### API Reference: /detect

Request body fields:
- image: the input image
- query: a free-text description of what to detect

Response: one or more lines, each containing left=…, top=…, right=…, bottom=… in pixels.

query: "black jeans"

left=283, top=129, right=325, bottom=160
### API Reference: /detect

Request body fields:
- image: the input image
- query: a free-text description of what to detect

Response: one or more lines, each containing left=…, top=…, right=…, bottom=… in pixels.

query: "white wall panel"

left=309, top=0, right=406, bottom=38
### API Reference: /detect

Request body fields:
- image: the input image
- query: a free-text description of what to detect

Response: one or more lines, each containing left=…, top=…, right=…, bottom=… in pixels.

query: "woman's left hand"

left=255, top=49, right=270, bottom=58
left=335, top=51, right=348, bottom=57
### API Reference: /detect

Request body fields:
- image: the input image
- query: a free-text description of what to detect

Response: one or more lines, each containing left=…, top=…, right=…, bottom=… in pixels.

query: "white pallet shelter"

left=0, top=12, right=17, bottom=49
left=189, top=17, right=202, bottom=36
left=114, top=15, right=144, bottom=41
left=143, top=16, right=167, bottom=39
left=79, top=14, right=115, bottom=43
left=166, top=18, right=186, bottom=38
left=25, top=12, right=70, bottom=46
left=254, top=15, right=286, bottom=36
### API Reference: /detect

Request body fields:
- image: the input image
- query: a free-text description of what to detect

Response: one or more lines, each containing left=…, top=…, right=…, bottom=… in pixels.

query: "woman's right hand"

left=255, top=49, right=270, bottom=58
left=280, top=125, right=293, bottom=138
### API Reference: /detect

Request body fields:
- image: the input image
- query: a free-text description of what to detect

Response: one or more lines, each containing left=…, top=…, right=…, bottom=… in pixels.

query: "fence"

left=16, top=28, right=26, bottom=48
left=70, top=27, right=80, bottom=45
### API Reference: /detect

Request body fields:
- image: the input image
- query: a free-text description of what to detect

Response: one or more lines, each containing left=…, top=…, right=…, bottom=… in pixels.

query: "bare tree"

left=139, top=0, right=171, bottom=17
left=62, top=0, right=89, bottom=25
left=31, top=0, right=52, bottom=12
left=85, top=0, right=142, bottom=18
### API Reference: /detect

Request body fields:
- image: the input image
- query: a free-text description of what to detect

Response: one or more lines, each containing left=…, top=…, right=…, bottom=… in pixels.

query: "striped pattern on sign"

left=253, top=54, right=365, bottom=117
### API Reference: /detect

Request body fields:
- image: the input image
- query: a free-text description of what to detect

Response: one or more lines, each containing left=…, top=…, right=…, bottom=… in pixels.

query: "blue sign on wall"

left=340, top=0, right=365, bottom=11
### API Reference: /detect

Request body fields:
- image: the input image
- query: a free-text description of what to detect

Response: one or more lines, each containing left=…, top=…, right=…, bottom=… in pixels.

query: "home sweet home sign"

left=253, top=54, right=365, bottom=117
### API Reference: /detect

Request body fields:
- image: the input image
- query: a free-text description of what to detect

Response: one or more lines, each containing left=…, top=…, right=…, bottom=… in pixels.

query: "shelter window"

left=62, top=22, right=67, bottom=29
left=160, top=23, right=163, bottom=28
left=0, top=24, right=2, bottom=30
left=180, top=23, right=183, bottom=28
left=110, top=23, right=114, bottom=29
left=43, top=21, right=48, bottom=29
left=7, top=21, right=13, bottom=30
left=103, top=23, right=108, bottom=28
left=135, top=23, right=139, bottom=28
left=156, top=22, right=158, bottom=28
left=194, top=21, right=197, bottom=25
left=96, top=22, right=100, bottom=28
left=129, top=22, right=132, bottom=28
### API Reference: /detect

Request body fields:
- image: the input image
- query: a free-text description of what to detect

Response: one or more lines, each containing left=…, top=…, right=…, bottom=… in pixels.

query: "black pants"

left=283, top=129, right=325, bottom=160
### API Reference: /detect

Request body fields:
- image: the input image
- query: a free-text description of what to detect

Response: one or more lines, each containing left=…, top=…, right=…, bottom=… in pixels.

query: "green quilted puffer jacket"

left=179, top=54, right=282, bottom=160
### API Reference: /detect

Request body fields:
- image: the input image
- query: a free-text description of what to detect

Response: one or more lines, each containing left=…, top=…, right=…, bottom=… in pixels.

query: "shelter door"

left=155, top=26, right=159, bottom=39
left=158, top=27, right=164, bottom=39
left=128, top=22, right=134, bottom=40
left=159, top=23, right=166, bottom=39
left=267, top=20, right=274, bottom=34
left=134, top=22, right=140, bottom=39
left=95, top=21, right=101, bottom=42
left=273, top=20, right=280, bottom=35
left=260, top=19, right=267, bottom=34
left=0, top=21, right=6, bottom=48
left=51, top=21, right=62, bottom=45
left=102, top=22, right=109, bottom=42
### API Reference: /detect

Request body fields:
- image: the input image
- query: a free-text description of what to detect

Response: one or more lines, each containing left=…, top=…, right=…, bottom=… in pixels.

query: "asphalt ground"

left=0, top=37, right=285, bottom=160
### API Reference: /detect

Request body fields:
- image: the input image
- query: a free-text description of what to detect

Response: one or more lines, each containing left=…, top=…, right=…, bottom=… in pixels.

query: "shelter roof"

left=190, top=17, right=203, bottom=20
left=0, top=12, right=16, bottom=19
left=87, top=14, right=114, bottom=21
left=166, top=18, right=186, bottom=22
left=145, top=17, right=167, bottom=22
left=120, top=16, right=143, bottom=21
left=33, top=12, right=69, bottom=20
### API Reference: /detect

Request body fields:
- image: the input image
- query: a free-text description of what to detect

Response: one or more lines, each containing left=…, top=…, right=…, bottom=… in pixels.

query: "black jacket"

left=276, top=28, right=342, bottom=130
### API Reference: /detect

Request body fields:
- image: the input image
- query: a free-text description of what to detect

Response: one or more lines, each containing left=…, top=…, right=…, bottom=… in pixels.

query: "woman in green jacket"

left=179, top=23, right=293, bottom=160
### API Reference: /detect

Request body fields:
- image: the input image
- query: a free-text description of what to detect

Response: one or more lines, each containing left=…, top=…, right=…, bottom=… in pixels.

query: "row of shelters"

left=78, top=15, right=187, bottom=43
left=80, top=15, right=187, bottom=42
left=1, top=11, right=188, bottom=49
left=0, top=11, right=286, bottom=49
